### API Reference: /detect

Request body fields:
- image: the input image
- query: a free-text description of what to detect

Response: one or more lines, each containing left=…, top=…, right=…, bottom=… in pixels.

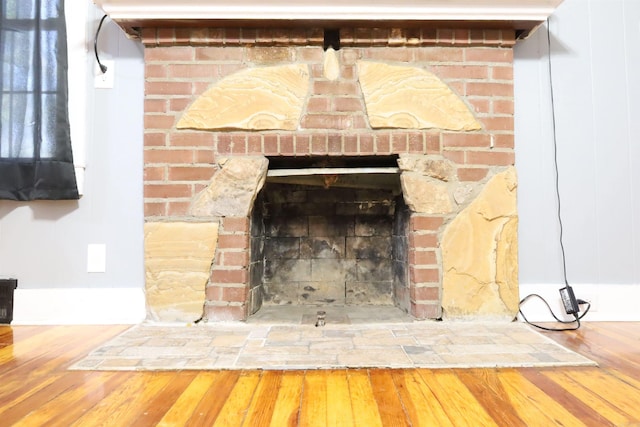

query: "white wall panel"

left=622, top=0, right=640, bottom=284
left=516, top=0, right=640, bottom=286
left=514, top=30, right=565, bottom=284
left=586, top=0, right=635, bottom=283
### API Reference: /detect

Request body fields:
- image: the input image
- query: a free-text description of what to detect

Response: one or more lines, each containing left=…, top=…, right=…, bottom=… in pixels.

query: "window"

left=0, top=0, right=78, bottom=200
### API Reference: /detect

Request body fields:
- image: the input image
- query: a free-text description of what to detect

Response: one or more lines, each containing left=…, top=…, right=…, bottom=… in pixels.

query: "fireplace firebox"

left=247, top=155, right=408, bottom=315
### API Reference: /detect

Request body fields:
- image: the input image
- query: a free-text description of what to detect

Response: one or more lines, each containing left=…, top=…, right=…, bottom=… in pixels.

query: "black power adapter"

left=560, top=286, right=580, bottom=315
left=519, top=286, right=591, bottom=332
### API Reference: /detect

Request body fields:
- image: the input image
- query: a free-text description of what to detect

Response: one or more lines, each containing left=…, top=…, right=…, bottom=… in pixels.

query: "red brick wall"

left=141, top=26, right=515, bottom=320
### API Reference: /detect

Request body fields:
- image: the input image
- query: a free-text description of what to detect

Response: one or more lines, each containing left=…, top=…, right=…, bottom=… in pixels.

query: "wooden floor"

left=0, top=323, right=639, bottom=426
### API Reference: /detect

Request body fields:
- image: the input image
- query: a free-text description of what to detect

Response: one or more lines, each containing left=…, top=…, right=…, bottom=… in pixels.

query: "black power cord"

left=94, top=14, right=108, bottom=74
left=518, top=18, right=589, bottom=332
left=520, top=294, right=591, bottom=331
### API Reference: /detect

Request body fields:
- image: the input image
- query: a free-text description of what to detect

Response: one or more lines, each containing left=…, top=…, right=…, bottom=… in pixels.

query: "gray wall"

left=515, top=0, right=640, bottom=286
left=0, top=5, right=145, bottom=290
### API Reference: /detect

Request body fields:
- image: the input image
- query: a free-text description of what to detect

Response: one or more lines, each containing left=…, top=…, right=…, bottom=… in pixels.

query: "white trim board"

left=12, top=288, right=146, bottom=325
left=94, top=0, right=564, bottom=23
left=518, top=283, right=640, bottom=322
left=93, top=0, right=564, bottom=38
left=9, top=284, right=639, bottom=324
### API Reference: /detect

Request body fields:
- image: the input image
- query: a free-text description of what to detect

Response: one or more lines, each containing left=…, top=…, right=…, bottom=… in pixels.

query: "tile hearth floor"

left=71, top=305, right=596, bottom=371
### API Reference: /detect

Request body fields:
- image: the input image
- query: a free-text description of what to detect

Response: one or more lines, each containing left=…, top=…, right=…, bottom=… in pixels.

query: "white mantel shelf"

left=94, top=0, right=564, bottom=39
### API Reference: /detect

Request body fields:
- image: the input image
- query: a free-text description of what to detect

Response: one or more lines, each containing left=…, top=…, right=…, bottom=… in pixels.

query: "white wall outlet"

left=580, top=292, right=598, bottom=313
left=87, top=244, right=106, bottom=273
left=94, top=60, right=114, bottom=89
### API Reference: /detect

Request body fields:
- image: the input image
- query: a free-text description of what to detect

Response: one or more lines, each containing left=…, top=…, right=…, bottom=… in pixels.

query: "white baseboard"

left=519, top=283, right=640, bottom=322
left=11, top=288, right=146, bottom=325
left=8, top=284, right=639, bottom=324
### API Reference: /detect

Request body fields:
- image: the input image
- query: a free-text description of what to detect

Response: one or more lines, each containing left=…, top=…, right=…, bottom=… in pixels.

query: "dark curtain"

left=0, top=0, right=78, bottom=200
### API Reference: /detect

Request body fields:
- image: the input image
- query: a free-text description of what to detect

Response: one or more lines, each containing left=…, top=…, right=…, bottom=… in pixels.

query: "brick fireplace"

left=96, top=0, right=562, bottom=323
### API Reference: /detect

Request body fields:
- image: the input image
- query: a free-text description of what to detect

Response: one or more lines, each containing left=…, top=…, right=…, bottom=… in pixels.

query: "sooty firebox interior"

left=247, top=156, right=411, bottom=316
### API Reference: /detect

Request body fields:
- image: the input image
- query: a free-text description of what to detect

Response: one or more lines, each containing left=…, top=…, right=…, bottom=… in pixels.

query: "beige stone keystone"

left=145, top=221, right=219, bottom=322
left=323, top=48, right=340, bottom=81
left=190, top=157, right=269, bottom=218
left=400, top=172, right=453, bottom=214
left=441, top=167, right=519, bottom=319
left=357, top=61, right=482, bottom=131
left=177, top=64, right=310, bottom=131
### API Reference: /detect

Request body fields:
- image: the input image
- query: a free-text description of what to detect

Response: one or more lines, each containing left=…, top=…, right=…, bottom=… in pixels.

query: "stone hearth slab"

left=70, top=318, right=596, bottom=371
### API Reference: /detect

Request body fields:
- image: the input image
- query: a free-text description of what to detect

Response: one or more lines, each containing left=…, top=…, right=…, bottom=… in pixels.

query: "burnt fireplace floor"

left=247, top=305, right=413, bottom=325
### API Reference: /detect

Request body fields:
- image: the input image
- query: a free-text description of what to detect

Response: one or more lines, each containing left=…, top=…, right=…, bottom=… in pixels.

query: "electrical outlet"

left=87, top=244, right=106, bottom=273
left=94, top=60, right=114, bottom=89
left=579, top=292, right=598, bottom=312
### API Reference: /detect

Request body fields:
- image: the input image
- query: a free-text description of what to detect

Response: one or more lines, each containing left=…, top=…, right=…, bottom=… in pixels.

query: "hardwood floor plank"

left=300, top=370, right=328, bottom=427
left=0, top=326, right=127, bottom=418
left=11, top=372, right=127, bottom=427
left=129, top=371, right=199, bottom=427
left=0, top=325, right=125, bottom=395
left=269, top=370, right=304, bottom=427
left=416, top=369, right=497, bottom=427
left=607, top=367, right=640, bottom=390
left=0, top=325, right=13, bottom=338
left=243, top=370, right=283, bottom=427
left=29, top=372, right=132, bottom=427
left=564, top=368, right=640, bottom=419
left=0, top=325, right=125, bottom=370
left=369, top=369, right=410, bottom=426
left=0, top=325, right=78, bottom=367
left=497, top=369, right=587, bottom=426
left=456, top=369, right=528, bottom=427
left=575, top=327, right=640, bottom=365
left=157, top=371, right=222, bottom=426
left=326, top=369, right=355, bottom=427
left=71, top=371, right=174, bottom=426
left=0, top=326, right=40, bottom=348
left=589, top=322, right=640, bottom=343
left=347, top=370, right=384, bottom=427
left=594, top=322, right=640, bottom=338
left=115, top=372, right=184, bottom=425
left=0, top=371, right=61, bottom=415
left=541, top=327, right=640, bottom=377
left=0, top=372, right=93, bottom=425
left=188, top=370, right=242, bottom=426
left=521, top=369, right=617, bottom=427
left=212, top=370, right=262, bottom=427
left=0, top=326, right=123, bottom=415
left=583, top=327, right=640, bottom=370
left=390, top=369, right=454, bottom=427
left=542, top=370, right=635, bottom=427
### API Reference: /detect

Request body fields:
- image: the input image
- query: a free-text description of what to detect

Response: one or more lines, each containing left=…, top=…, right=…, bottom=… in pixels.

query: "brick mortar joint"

left=413, top=283, right=441, bottom=288
left=211, top=265, right=248, bottom=269
left=207, top=283, right=247, bottom=288
left=204, top=301, right=245, bottom=307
